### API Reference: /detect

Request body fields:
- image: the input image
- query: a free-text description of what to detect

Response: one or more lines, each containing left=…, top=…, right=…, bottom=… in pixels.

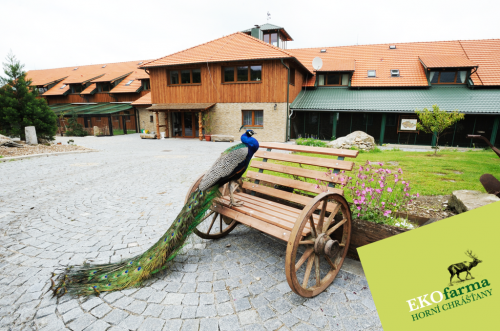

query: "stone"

left=140, top=133, right=156, bottom=139
left=448, top=190, right=500, bottom=213
left=328, top=131, right=376, bottom=150
left=25, top=126, right=38, bottom=145
left=211, top=135, right=235, bottom=142
left=93, top=126, right=101, bottom=136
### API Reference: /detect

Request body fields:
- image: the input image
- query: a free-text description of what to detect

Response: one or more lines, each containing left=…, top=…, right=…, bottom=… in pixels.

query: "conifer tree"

left=0, top=51, right=57, bottom=140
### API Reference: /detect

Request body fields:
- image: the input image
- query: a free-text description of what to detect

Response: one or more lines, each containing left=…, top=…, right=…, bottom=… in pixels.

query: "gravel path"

left=0, top=134, right=382, bottom=331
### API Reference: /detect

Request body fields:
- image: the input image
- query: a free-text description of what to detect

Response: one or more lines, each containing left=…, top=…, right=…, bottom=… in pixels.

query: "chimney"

left=251, top=25, right=262, bottom=40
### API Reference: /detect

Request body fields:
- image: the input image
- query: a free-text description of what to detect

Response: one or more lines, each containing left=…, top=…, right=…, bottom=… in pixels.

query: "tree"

left=65, top=112, right=88, bottom=137
left=0, top=51, right=57, bottom=141
left=415, top=105, right=465, bottom=155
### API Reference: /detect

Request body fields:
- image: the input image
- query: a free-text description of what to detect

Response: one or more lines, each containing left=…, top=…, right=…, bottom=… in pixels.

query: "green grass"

left=247, top=149, right=500, bottom=196
left=112, top=129, right=137, bottom=135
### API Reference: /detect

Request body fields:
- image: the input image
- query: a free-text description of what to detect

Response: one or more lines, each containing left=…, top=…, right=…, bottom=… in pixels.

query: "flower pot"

left=205, top=134, right=212, bottom=141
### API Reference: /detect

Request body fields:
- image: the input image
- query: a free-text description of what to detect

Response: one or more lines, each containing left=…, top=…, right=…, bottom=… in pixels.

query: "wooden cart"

left=185, top=142, right=358, bottom=297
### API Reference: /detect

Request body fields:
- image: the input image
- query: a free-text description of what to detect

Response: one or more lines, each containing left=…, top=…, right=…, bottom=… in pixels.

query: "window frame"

left=430, top=71, right=466, bottom=84
left=222, top=64, right=263, bottom=84
left=367, top=70, right=376, bottom=78
left=318, top=72, right=349, bottom=86
left=142, top=79, right=151, bottom=90
left=98, top=83, right=111, bottom=92
left=168, top=68, right=202, bottom=86
left=71, top=84, right=83, bottom=94
left=241, top=110, right=264, bottom=128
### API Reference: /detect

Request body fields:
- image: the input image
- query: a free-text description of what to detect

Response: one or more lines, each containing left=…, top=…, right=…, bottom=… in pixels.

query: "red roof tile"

left=318, top=59, right=355, bottom=72
left=81, top=83, right=97, bottom=95
left=131, top=92, right=152, bottom=106
left=459, top=39, right=500, bottom=86
left=140, top=32, right=295, bottom=68
left=419, top=55, right=477, bottom=69
left=43, top=81, right=70, bottom=96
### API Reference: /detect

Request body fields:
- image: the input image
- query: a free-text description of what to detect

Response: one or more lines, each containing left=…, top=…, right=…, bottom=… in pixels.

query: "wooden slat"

left=212, top=204, right=290, bottom=241
left=242, top=182, right=341, bottom=212
left=251, top=161, right=345, bottom=184
left=259, top=142, right=359, bottom=158
left=218, top=197, right=302, bottom=232
left=254, top=151, right=354, bottom=171
left=247, top=171, right=339, bottom=194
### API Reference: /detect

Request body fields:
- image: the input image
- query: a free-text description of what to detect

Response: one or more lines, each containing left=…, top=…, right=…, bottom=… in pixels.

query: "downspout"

left=281, top=59, right=290, bottom=142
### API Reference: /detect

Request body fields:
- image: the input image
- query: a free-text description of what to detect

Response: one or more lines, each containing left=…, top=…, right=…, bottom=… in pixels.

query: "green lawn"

left=247, top=149, right=500, bottom=196
left=112, top=129, right=137, bottom=135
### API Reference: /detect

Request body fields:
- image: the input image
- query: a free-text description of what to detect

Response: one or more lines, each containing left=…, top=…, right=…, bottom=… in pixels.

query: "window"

left=242, top=110, right=263, bottom=127
left=320, top=49, right=327, bottom=53
left=391, top=69, right=400, bottom=77
left=38, top=87, right=48, bottom=94
left=290, top=68, right=296, bottom=85
left=389, top=45, right=396, bottom=49
left=368, top=70, right=376, bottom=77
left=60, top=84, right=67, bottom=89
left=169, top=69, right=201, bottom=85
left=263, top=33, right=278, bottom=46
left=318, top=73, right=349, bottom=86
left=430, top=71, right=467, bottom=84
left=125, top=80, right=134, bottom=86
left=102, top=65, right=107, bottom=68
left=223, top=65, right=262, bottom=83
left=142, top=79, right=150, bottom=90
left=98, top=83, right=111, bottom=92
left=71, top=85, right=83, bottom=93
left=150, top=115, right=153, bottom=123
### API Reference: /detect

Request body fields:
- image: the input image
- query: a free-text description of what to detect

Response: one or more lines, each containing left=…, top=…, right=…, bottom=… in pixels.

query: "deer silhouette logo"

left=448, top=250, right=482, bottom=286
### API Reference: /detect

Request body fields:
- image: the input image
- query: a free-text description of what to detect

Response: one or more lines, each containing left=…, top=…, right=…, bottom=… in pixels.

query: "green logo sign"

left=358, top=201, right=499, bottom=330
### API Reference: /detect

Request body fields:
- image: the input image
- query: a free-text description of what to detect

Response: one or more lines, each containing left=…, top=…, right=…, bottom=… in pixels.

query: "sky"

left=1, top=0, right=499, bottom=72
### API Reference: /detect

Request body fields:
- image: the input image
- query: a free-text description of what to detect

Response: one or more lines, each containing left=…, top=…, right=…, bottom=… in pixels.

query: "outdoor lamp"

left=274, top=104, right=277, bottom=111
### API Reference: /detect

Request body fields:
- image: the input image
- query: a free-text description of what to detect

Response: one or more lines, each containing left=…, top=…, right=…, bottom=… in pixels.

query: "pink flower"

left=357, top=206, right=361, bottom=210
left=402, top=181, right=406, bottom=184
left=386, top=169, right=392, bottom=174
left=416, top=193, right=420, bottom=198
left=387, top=187, right=392, bottom=193
left=395, top=178, right=399, bottom=183
left=404, top=188, right=407, bottom=192
left=375, top=189, right=382, bottom=194
left=406, top=193, right=410, bottom=197
left=378, top=162, right=383, bottom=166
left=357, top=213, right=360, bottom=217
left=383, top=210, right=392, bottom=217
left=380, top=183, right=385, bottom=188
left=381, top=202, right=385, bottom=206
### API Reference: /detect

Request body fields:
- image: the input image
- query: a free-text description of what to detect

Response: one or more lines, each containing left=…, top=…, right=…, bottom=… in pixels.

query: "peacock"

left=51, top=129, right=259, bottom=297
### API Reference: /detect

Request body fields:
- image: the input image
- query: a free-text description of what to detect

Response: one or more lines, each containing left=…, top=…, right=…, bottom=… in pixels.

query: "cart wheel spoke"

left=299, top=240, right=315, bottom=245
left=295, top=247, right=314, bottom=270
left=308, top=216, right=317, bottom=238
left=314, top=254, right=321, bottom=287
left=317, top=200, right=327, bottom=231
left=303, top=253, right=315, bottom=288
left=326, top=218, right=347, bottom=236
left=322, top=203, right=340, bottom=233
left=324, top=255, right=336, bottom=270
left=207, top=213, right=218, bottom=234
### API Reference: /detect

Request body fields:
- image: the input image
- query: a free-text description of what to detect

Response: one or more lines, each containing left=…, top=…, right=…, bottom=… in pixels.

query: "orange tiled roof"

left=140, top=32, right=295, bottom=68
left=459, top=39, right=500, bottom=86
left=290, top=39, right=499, bottom=87
left=419, top=55, right=477, bottom=69
left=318, top=59, right=355, bottom=72
left=26, top=60, right=150, bottom=92
left=81, top=83, right=97, bottom=95
left=111, top=78, right=142, bottom=93
left=92, top=71, right=133, bottom=83
left=43, top=81, right=70, bottom=96
left=131, top=92, right=151, bottom=106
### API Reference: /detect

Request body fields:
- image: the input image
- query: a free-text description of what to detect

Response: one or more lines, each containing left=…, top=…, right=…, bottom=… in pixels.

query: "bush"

left=64, top=113, right=88, bottom=137
left=296, top=138, right=328, bottom=148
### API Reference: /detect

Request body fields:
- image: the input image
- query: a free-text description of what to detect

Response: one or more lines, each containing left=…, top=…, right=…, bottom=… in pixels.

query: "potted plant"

left=202, top=111, right=213, bottom=141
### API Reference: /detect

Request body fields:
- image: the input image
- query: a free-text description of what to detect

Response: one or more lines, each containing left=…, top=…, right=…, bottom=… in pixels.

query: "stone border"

left=0, top=149, right=96, bottom=162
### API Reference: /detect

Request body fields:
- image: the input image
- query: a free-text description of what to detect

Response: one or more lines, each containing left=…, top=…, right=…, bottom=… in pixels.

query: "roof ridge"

left=289, top=38, right=500, bottom=51
left=27, top=59, right=150, bottom=73
left=140, top=32, right=243, bottom=68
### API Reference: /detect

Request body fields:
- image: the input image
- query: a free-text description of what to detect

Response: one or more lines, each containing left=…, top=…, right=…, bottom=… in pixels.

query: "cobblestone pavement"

left=0, top=134, right=382, bottom=331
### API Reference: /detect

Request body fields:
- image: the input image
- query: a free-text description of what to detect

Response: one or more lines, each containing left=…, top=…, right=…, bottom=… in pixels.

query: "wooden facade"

left=45, top=90, right=150, bottom=105
left=149, top=60, right=306, bottom=104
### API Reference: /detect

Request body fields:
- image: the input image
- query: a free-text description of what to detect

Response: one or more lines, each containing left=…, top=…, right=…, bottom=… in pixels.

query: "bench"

left=185, top=142, right=358, bottom=297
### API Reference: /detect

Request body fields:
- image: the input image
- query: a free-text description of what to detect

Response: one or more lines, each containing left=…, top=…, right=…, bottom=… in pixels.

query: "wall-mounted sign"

left=398, top=115, right=419, bottom=133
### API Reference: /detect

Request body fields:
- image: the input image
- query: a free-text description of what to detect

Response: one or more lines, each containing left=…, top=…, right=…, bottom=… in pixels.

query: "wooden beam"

left=199, top=112, right=203, bottom=141
left=155, top=111, right=160, bottom=139
left=164, top=111, right=169, bottom=138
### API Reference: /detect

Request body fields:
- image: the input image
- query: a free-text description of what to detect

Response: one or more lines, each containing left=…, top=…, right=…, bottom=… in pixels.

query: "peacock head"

left=239, top=126, right=256, bottom=137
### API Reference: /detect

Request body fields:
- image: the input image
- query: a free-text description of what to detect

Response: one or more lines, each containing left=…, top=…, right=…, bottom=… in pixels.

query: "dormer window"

left=125, top=80, right=134, bottom=86
left=71, top=85, right=83, bottom=93
left=318, top=73, right=350, bottom=86
left=430, top=70, right=467, bottom=84
left=142, top=79, right=150, bottom=90
left=368, top=70, right=376, bottom=77
left=98, top=83, right=112, bottom=92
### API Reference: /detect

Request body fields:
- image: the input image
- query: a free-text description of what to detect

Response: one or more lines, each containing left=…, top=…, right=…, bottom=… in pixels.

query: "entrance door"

left=171, top=112, right=200, bottom=138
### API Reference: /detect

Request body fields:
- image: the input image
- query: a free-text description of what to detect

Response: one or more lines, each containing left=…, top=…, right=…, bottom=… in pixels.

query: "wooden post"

left=155, top=111, right=160, bottom=139
left=490, top=115, right=499, bottom=147
left=123, top=116, right=127, bottom=134
left=332, top=112, right=338, bottom=140
left=164, top=111, right=169, bottom=138
left=379, top=113, right=387, bottom=145
left=108, top=115, right=114, bottom=136
left=199, top=111, right=203, bottom=141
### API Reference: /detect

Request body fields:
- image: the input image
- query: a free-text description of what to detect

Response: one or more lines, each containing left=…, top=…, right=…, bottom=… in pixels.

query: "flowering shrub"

left=315, top=161, right=420, bottom=227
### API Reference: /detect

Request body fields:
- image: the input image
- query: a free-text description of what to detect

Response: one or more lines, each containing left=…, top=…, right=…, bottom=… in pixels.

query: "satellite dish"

left=312, top=57, right=323, bottom=71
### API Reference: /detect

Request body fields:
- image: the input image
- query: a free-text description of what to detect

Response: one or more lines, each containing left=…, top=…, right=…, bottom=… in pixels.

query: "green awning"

left=50, top=103, right=133, bottom=115
left=291, top=86, right=500, bottom=114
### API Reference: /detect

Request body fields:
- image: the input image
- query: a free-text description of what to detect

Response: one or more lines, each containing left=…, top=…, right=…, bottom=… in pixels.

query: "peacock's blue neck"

left=241, top=134, right=259, bottom=157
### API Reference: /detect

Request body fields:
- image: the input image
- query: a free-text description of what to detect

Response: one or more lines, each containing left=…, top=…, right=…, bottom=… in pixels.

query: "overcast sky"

left=1, top=0, right=499, bottom=72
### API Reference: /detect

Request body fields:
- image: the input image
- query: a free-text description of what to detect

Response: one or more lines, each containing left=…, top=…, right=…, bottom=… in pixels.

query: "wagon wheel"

left=184, top=173, right=238, bottom=239
left=286, top=192, right=351, bottom=297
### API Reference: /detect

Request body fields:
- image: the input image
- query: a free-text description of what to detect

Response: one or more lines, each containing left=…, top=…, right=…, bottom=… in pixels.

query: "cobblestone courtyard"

left=0, top=134, right=382, bottom=331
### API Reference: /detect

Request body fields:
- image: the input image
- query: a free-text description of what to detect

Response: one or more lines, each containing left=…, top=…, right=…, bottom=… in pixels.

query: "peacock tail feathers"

left=52, top=185, right=220, bottom=297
